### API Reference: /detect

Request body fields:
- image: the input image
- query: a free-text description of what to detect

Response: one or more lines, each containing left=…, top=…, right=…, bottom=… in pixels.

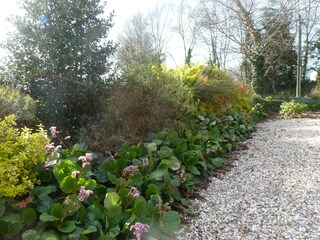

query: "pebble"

left=175, top=118, right=320, bottom=240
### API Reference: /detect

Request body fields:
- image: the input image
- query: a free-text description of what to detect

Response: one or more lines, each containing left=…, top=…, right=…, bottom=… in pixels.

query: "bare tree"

left=175, top=0, right=202, bottom=65
left=199, top=1, right=232, bottom=68
left=299, top=0, right=320, bottom=80
left=116, top=12, right=160, bottom=70
left=147, top=3, right=174, bottom=63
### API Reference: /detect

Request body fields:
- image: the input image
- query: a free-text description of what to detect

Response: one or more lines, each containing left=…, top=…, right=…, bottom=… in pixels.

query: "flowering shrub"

left=0, top=108, right=262, bottom=239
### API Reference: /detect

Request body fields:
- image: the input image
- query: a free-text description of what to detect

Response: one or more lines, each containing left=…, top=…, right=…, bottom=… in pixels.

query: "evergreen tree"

left=3, top=0, right=115, bottom=132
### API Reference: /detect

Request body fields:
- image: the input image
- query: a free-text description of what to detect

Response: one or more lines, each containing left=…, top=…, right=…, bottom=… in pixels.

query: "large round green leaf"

left=160, top=211, right=181, bottom=233
left=58, top=221, right=76, bottom=233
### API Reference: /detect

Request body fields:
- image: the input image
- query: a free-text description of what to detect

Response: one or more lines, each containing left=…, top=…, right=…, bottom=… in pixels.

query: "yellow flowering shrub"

left=0, top=115, right=49, bottom=197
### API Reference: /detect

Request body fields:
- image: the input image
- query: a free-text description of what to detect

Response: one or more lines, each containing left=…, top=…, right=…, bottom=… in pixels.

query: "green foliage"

left=0, top=115, right=49, bottom=197
left=0, top=86, right=37, bottom=124
left=250, top=103, right=267, bottom=121
left=280, top=100, right=308, bottom=118
left=0, top=108, right=261, bottom=239
left=174, top=64, right=255, bottom=113
left=254, top=97, right=283, bottom=114
left=3, top=0, right=116, bottom=133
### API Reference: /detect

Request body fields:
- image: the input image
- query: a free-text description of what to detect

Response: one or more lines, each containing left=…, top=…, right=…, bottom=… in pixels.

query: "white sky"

left=0, top=0, right=187, bottom=66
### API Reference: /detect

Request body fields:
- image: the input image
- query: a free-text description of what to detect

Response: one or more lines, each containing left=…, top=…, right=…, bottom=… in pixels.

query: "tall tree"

left=300, top=0, right=320, bottom=81
left=148, top=3, right=173, bottom=63
left=200, top=0, right=300, bottom=95
left=2, top=0, right=115, bottom=132
left=175, top=0, right=202, bottom=65
left=117, top=12, right=163, bottom=71
left=199, top=1, right=233, bottom=69
left=262, top=7, right=296, bottom=93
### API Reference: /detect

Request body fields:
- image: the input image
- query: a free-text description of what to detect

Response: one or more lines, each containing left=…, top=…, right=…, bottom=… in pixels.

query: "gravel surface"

left=176, top=118, right=320, bottom=240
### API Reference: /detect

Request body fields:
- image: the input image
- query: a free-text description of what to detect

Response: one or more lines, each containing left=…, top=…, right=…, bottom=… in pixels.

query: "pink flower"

left=18, top=197, right=33, bottom=208
left=49, top=126, right=58, bottom=138
left=78, top=186, right=93, bottom=202
left=142, top=158, right=149, bottom=166
left=18, top=200, right=28, bottom=208
left=45, top=143, right=61, bottom=156
left=78, top=153, right=94, bottom=168
left=64, top=136, right=71, bottom=141
left=85, top=153, right=93, bottom=161
left=122, top=165, right=139, bottom=177
left=82, top=162, right=91, bottom=168
left=25, top=197, right=33, bottom=204
left=130, top=222, right=150, bottom=240
left=226, top=116, right=233, bottom=123
left=127, top=187, right=140, bottom=198
left=71, top=171, right=80, bottom=177
left=65, top=199, right=72, bottom=205
left=44, top=160, right=57, bottom=169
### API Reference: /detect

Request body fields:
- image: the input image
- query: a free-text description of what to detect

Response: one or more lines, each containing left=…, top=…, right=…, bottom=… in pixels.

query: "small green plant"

left=0, top=115, right=49, bottom=198
left=280, top=100, right=308, bottom=118
left=250, top=103, right=267, bottom=121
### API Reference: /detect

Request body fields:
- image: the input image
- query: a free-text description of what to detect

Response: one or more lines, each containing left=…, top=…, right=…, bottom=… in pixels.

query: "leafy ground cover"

left=0, top=105, right=264, bottom=240
left=255, top=97, right=320, bottom=118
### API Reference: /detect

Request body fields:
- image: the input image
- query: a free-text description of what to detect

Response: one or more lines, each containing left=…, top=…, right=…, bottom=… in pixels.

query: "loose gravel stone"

left=176, top=118, right=320, bottom=240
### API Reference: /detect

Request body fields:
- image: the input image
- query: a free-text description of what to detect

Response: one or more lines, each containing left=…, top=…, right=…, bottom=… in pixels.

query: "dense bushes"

left=82, top=64, right=255, bottom=153
left=280, top=100, right=308, bottom=118
left=255, top=97, right=320, bottom=118
left=0, top=115, right=49, bottom=197
left=0, top=61, right=261, bottom=239
left=0, top=107, right=263, bottom=239
left=174, top=64, right=255, bottom=113
left=0, top=86, right=37, bottom=125
left=81, top=64, right=196, bottom=152
left=254, top=97, right=283, bottom=114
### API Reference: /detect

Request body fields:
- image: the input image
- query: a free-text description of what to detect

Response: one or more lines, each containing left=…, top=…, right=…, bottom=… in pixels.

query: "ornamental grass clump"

left=0, top=115, right=49, bottom=197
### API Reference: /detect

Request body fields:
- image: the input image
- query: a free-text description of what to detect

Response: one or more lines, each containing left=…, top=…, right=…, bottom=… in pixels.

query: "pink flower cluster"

left=122, top=165, right=139, bottom=177
left=127, top=187, right=140, bottom=198
left=130, top=222, right=150, bottom=240
left=78, top=186, right=93, bottom=202
left=45, top=143, right=62, bottom=156
left=18, top=197, right=33, bottom=208
left=78, top=153, right=93, bottom=168
left=226, top=115, right=234, bottom=123
left=49, top=126, right=58, bottom=138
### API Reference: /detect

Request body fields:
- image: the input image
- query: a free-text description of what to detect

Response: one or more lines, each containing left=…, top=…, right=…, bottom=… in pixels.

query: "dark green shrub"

left=254, top=97, right=283, bottom=114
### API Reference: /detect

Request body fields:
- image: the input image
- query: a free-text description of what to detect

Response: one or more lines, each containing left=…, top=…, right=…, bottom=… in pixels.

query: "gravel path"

left=176, top=118, right=320, bottom=240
